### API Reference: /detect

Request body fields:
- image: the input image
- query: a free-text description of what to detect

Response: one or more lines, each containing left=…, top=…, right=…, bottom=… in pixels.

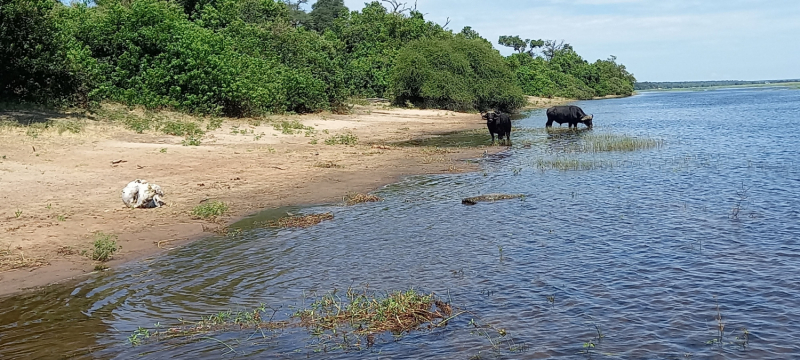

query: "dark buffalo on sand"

left=546, top=105, right=593, bottom=129
left=482, top=111, right=511, bottom=145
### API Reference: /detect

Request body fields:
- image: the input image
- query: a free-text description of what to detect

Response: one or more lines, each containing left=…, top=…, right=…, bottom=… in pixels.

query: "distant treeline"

left=635, top=79, right=800, bottom=90
left=1, top=0, right=636, bottom=115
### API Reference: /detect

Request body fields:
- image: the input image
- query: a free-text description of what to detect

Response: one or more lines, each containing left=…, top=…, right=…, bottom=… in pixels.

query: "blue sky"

left=333, top=0, right=800, bottom=82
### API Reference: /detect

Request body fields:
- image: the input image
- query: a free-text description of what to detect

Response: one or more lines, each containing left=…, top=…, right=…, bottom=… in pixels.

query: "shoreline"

left=0, top=97, right=578, bottom=298
left=0, top=99, right=549, bottom=298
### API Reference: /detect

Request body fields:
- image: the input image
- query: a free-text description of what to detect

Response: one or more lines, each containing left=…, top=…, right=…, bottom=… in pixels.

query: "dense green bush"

left=2, top=0, right=635, bottom=114
left=506, top=46, right=635, bottom=99
left=391, top=36, right=526, bottom=112
left=331, top=2, right=448, bottom=98
left=0, top=0, right=95, bottom=106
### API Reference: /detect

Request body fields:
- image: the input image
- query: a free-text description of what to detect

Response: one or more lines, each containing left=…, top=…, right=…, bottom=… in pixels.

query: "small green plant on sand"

left=14, top=209, right=22, bottom=218
left=182, top=134, right=202, bottom=146
left=92, top=232, right=119, bottom=262
left=325, top=133, right=358, bottom=145
left=191, top=201, right=229, bottom=219
left=274, top=120, right=315, bottom=135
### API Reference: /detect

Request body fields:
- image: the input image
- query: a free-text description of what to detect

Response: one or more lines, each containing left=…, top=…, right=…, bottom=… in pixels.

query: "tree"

left=380, top=0, right=414, bottom=15
left=498, top=35, right=543, bottom=57
left=309, top=0, right=347, bottom=32
left=525, top=39, right=544, bottom=57
left=281, top=0, right=310, bottom=27
left=1, top=0, right=93, bottom=106
left=459, top=26, right=480, bottom=40
left=498, top=35, right=527, bottom=53
left=542, top=39, right=572, bottom=61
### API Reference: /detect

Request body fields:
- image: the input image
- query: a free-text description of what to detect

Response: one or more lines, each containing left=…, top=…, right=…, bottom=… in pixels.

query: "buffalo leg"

left=546, top=120, right=553, bottom=128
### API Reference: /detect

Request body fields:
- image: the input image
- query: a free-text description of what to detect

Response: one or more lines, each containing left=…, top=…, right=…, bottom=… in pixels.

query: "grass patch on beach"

left=325, top=133, right=358, bottom=145
left=191, top=201, right=229, bottom=219
left=0, top=116, right=86, bottom=136
left=91, top=232, right=118, bottom=262
left=314, top=161, right=342, bottom=169
left=93, top=106, right=210, bottom=144
left=0, top=243, right=49, bottom=270
left=273, top=120, right=315, bottom=135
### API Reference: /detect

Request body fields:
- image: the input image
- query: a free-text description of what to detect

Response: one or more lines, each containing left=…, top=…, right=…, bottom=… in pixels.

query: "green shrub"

left=391, top=36, right=526, bottom=112
left=2, top=0, right=635, bottom=113
left=92, top=232, right=119, bottom=262
left=332, top=3, right=448, bottom=98
left=507, top=49, right=635, bottom=99
left=191, top=201, right=229, bottom=219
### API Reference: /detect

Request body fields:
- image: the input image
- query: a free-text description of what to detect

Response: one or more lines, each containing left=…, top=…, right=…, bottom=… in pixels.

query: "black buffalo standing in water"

left=546, top=105, right=593, bottom=129
left=482, top=111, right=511, bottom=145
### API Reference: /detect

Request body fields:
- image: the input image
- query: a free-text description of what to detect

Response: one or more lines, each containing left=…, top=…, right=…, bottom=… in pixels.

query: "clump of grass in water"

left=191, top=201, right=229, bottom=219
left=578, top=134, right=663, bottom=152
left=295, top=288, right=449, bottom=337
left=344, top=193, right=382, bottom=205
left=534, top=157, right=613, bottom=171
left=126, top=287, right=455, bottom=351
left=263, top=212, right=334, bottom=228
left=91, top=232, right=118, bottom=262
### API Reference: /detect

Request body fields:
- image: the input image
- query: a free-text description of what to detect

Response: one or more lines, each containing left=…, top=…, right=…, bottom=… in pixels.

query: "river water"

left=2, top=87, right=800, bottom=359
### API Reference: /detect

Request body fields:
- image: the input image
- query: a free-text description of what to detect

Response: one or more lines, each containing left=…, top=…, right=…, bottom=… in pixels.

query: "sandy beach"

left=0, top=97, right=570, bottom=297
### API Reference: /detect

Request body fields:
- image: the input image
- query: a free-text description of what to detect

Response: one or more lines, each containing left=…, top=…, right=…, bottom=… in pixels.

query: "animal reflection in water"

left=544, top=127, right=592, bottom=153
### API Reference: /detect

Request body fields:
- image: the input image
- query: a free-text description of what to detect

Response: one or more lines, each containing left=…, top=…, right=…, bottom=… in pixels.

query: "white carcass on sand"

left=121, top=179, right=165, bottom=208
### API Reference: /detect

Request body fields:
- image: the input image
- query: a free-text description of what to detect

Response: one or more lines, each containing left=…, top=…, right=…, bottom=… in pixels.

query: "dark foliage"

left=391, top=36, right=525, bottom=112
left=0, top=0, right=94, bottom=106
left=2, top=1, right=636, bottom=115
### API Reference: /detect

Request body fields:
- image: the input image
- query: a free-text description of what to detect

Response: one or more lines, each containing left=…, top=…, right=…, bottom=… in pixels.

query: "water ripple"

left=2, top=87, right=800, bottom=358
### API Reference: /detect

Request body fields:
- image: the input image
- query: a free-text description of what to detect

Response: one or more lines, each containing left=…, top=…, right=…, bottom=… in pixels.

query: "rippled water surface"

left=3, top=88, right=800, bottom=359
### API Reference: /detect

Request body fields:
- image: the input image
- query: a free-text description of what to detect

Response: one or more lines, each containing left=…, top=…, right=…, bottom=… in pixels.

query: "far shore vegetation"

left=635, top=79, right=800, bottom=91
left=2, top=0, right=636, bottom=118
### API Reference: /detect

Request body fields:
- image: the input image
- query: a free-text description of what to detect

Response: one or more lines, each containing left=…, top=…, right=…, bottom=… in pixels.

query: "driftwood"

left=461, top=194, right=524, bottom=205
